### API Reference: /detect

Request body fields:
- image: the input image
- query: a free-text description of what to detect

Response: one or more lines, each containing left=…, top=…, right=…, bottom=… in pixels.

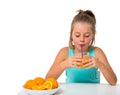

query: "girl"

left=45, top=9, right=117, bottom=85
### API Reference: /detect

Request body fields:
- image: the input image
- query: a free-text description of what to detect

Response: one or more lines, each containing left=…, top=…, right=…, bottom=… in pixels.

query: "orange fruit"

left=34, top=77, right=45, bottom=85
left=24, top=79, right=36, bottom=89
left=45, top=78, right=58, bottom=89
left=32, top=85, right=47, bottom=90
left=43, top=80, right=53, bottom=90
left=23, top=77, right=58, bottom=90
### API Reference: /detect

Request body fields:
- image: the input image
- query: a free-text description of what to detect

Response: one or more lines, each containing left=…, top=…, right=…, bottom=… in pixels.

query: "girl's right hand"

left=63, top=56, right=82, bottom=68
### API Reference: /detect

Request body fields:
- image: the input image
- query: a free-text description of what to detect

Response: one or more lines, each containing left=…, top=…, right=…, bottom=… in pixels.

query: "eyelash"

left=84, top=35, right=90, bottom=37
left=75, top=35, right=90, bottom=38
left=76, top=35, right=80, bottom=37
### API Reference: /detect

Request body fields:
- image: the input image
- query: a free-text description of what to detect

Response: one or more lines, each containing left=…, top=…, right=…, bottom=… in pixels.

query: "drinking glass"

left=75, top=52, right=89, bottom=68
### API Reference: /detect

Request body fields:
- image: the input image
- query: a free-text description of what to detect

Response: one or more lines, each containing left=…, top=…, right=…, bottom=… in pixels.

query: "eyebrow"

left=74, top=32, right=91, bottom=34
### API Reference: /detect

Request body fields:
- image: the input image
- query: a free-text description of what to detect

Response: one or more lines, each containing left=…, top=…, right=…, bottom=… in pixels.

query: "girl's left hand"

left=82, top=56, right=100, bottom=69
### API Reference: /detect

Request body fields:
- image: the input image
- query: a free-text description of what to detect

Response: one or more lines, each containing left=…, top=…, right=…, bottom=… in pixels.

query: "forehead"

left=73, top=22, right=92, bottom=33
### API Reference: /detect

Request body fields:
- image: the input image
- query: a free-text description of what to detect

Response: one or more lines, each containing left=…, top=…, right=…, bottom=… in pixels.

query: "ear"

left=91, top=32, right=95, bottom=40
left=89, top=32, right=95, bottom=46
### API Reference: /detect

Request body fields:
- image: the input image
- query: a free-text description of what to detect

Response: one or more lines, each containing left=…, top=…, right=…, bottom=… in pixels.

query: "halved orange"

left=45, top=78, right=58, bottom=89
left=34, top=77, right=45, bottom=85
left=43, top=80, right=53, bottom=90
left=24, top=79, right=36, bottom=89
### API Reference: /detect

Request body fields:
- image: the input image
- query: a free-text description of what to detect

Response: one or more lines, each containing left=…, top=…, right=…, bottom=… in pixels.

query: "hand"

left=63, top=56, right=82, bottom=68
left=82, top=56, right=100, bottom=69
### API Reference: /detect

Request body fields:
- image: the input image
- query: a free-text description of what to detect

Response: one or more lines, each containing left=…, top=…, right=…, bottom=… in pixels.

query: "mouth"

left=79, top=44, right=85, bottom=51
left=79, top=44, right=85, bottom=46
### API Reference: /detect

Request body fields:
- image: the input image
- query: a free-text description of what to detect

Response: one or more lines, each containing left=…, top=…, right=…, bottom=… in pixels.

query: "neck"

left=74, top=48, right=89, bottom=54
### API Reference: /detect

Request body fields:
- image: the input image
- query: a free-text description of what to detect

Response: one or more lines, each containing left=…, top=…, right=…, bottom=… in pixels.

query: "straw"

left=80, top=45, right=83, bottom=58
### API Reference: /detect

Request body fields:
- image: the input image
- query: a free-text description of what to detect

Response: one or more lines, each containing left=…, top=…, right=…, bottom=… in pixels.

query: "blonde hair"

left=69, top=9, right=96, bottom=49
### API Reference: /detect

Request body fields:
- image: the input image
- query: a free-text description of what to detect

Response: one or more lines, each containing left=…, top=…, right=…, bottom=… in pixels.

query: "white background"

left=0, top=0, right=120, bottom=95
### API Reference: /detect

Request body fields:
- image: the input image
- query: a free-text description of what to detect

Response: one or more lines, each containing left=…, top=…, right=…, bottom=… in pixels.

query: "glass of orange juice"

left=75, top=52, right=90, bottom=68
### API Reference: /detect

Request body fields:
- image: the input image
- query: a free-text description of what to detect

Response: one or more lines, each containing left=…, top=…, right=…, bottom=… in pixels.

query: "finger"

left=73, top=56, right=81, bottom=58
left=83, top=62, right=93, bottom=69
left=71, top=63, right=76, bottom=68
left=88, top=56, right=92, bottom=59
left=85, top=64, right=94, bottom=69
left=72, top=58, right=82, bottom=63
left=76, top=62, right=82, bottom=65
left=82, top=59, right=91, bottom=65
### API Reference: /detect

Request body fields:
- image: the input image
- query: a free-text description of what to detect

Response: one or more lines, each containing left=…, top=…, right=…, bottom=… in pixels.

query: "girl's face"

left=72, top=22, right=94, bottom=52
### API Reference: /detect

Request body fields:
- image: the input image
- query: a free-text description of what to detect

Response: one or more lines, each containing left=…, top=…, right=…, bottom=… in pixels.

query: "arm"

left=45, top=47, right=84, bottom=80
left=45, top=47, right=68, bottom=79
left=95, top=47, right=117, bottom=85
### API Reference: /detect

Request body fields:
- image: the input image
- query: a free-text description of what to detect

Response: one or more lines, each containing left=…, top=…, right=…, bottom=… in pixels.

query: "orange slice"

left=32, top=85, right=46, bottom=90
left=43, top=80, right=53, bottom=90
left=45, top=78, right=58, bottom=89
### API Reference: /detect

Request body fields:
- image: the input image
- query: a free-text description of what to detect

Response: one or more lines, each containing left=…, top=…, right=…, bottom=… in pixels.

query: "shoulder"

left=94, top=46, right=106, bottom=58
left=56, top=46, right=69, bottom=60
left=94, top=46, right=104, bottom=53
left=59, top=46, right=69, bottom=53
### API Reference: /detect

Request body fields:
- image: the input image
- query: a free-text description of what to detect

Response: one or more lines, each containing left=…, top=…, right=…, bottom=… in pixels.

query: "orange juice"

left=76, top=56, right=89, bottom=68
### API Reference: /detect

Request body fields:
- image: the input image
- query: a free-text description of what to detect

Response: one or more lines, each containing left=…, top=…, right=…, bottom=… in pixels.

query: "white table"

left=17, top=83, right=120, bottom=95
left=56, top=83, right=120, bottom=95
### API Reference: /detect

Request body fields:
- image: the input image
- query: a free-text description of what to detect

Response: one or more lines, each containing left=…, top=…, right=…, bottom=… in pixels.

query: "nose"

left=80, top=35, right=84, bottom=42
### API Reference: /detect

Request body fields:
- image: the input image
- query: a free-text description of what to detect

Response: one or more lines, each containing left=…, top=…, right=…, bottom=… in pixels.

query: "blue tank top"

left=66, top=47, right=100, bottom=83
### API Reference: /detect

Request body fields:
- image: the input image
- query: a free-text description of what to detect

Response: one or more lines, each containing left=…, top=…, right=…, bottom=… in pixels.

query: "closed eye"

left=84, top=33, right=90, bottom=38
left=75, top=34, right=80, bottom=37
left=84, top=35, right=90, bottom=37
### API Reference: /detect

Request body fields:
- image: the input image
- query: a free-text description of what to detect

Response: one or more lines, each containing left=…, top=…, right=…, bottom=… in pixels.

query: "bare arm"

left=45, top=47, right=82, bottom=80
left=95, top=47, right=117, bottom=85
left=45, top=47, right=68, bottom=79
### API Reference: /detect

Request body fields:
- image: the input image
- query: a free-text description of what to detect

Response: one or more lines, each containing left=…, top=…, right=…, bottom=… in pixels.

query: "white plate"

left=23, top=87, right=60, bottom=95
